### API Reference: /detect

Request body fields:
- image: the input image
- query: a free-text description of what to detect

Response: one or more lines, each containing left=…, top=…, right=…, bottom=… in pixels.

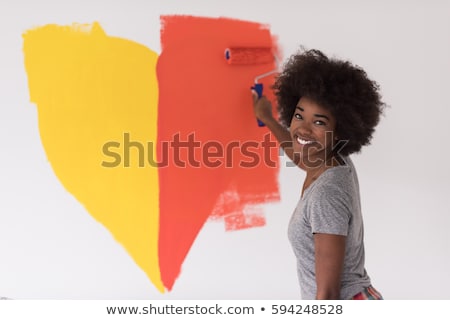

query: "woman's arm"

left=314, top=233, right=346, bottom=299
left=252, top=93, right=297, bottom=163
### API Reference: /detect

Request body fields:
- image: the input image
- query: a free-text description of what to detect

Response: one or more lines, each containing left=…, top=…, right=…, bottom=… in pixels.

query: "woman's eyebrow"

left=296, top=106, right=330, bottom=120
left=314, top=114, right=330, bottom=120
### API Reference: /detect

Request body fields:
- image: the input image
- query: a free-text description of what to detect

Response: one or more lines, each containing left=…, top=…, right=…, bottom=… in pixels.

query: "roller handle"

left=251, top=83, right=265, bottom=127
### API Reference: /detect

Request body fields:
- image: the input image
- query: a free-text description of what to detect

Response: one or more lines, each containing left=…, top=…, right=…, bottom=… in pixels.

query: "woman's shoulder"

left=307, top=157, right=356, bottom=198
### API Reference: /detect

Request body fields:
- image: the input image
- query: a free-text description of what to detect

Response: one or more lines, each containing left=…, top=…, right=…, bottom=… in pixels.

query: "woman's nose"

left=297, top=122, right=312, bottom=136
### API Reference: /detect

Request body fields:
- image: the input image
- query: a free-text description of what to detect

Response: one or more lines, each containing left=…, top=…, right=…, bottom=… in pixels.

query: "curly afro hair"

left=273, top=48, right=385, bottom=156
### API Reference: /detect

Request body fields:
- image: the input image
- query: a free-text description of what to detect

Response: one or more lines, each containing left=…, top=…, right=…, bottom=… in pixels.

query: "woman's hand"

left=251, top=90, right=274, bottom=125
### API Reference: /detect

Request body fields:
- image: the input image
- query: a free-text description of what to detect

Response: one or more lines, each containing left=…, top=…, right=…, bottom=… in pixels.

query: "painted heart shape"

left=23, top=16, right=280, bottom=293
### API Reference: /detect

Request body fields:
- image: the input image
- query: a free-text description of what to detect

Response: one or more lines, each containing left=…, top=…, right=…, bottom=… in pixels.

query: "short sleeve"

left=307, top=182, right=351, bottom=236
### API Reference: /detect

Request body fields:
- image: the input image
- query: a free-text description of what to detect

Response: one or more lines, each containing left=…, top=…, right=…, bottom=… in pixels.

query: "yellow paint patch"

left=23, top=22, right=163, bottom=292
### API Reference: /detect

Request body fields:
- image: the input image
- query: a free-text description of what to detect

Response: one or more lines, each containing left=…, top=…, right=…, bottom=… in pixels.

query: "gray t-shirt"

left=288, top=156, right=371, bottom=299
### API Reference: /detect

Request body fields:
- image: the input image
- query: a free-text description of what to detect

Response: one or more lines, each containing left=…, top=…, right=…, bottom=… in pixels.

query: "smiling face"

left=290, top=96, right=337, bottom=170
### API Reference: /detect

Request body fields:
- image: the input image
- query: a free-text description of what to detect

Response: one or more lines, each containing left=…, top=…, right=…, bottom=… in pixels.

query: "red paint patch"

left=157, top=16, right=280, bottom=291
left=224, top=212, right=266, bottom=232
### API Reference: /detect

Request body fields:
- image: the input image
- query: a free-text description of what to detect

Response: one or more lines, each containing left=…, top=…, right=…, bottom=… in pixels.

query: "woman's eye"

left=315, top=120, right=326, bottom=126
left=294, top=113, right=302, bottom=120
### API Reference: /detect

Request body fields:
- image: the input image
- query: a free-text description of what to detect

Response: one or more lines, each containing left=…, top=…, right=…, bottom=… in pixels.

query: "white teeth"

left=297, top=137, right=313, bottom=145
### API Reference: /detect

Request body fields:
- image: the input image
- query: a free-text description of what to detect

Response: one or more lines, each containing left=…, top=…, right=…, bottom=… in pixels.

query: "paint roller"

left=224, top=47, right=278, bottom=127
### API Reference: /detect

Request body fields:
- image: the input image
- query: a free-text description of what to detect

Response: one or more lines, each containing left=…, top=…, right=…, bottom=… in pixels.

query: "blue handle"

left=251, top=83, right=265, bottom=127
left=252, top=83, right=263, bottom=98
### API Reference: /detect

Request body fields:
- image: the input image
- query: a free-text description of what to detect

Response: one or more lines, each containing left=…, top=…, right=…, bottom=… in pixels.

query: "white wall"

left=0, top=0, right=449, bottom=299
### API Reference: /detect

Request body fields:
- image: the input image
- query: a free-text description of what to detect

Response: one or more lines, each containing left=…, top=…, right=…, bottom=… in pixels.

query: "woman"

left=253, top=49, right=384, bottom=300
